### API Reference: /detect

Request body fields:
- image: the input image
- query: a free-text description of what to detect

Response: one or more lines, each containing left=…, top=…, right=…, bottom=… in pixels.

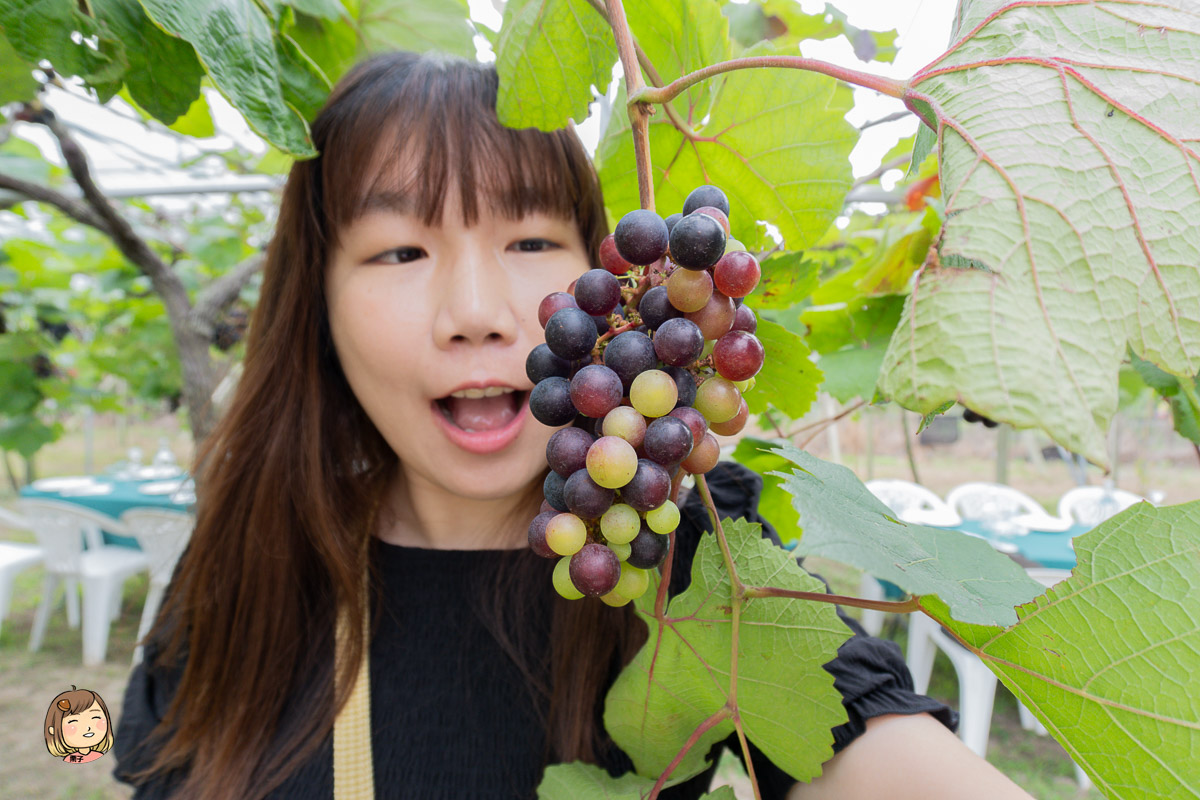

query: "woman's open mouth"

left=83, top=732, right=95, bottom=738
left=431, top=386, right=530, bottom=455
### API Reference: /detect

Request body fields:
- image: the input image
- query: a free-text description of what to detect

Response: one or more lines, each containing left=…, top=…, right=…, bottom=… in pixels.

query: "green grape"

left=553, top=556, right=584, bottom=599
left=601, top=503, right=641, bottom=544
left=602, top=405, right=647, bottom=447
left=615, top=562, right=650, bottom=600
left=608, top=541, right=632, bottom=561
left=586, top=435, right=639, bottom=489
left=645, top=500, right=680, bottom=534
left=724, top=238, right=746, bottom=253
left=600, top=589, right=632, bottom=607
left=694, top=376, right=741, bottom=423
left=630, top=370, right=678, bottom=418
left=545, top=512, right=587, bottom=556
left=700, top=339, right=716, bottom=359
left=733, top=377, right=755, bottom=393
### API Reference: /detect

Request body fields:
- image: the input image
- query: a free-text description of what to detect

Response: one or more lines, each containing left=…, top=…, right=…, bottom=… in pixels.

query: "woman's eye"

left=372, top=246, right=425, bottom=264
left=511, top=238, right=559, bottom=253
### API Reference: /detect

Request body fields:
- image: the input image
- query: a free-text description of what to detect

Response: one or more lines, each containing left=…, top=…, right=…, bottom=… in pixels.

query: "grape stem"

left=605, top=0, right=655, bottom=211
left=744, top=586, right=922, bottom=613
left=654, top=470, right=688, bottom=618
left=632, top=57, right=906, bottom=105
left=785, top=398, right=867, bottom=445
left=646, top=707, right=731, bottom=800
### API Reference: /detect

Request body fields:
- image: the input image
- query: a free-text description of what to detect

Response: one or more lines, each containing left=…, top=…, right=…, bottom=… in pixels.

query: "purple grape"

left=564, top=468, right=616, bottom=520
left=627, top=523, right=670, bottom=569
left=539, top=292, right=577, bottom=328
left=569, top=543, right=621, bottom=596
left=637, top=285, right=682, bottom=331
left=528, top=510, right=557, bottom=558
left=664, top=212, right=682, bottom=234
left=653, top=317, right=704, bottom=367
left=669, top=213, right=726, bottom=271
left=643, top=416, right=694, bottom=466
left=530, top=376, right=577, bottom=426
left=614, top=209, right=670, bottom=265
left=545, top=307, right=598, bottom=361
left=664, top=366, right=697, bottom=408
left=547, top=427, right=594, bottom=478
left=570, top=364, right=623, bottom=418
left=573, top=414, right=601, bottom=437
left=543, top=470, right=568, bottom=512
left=731, top=304, right=757, bottom=334
left=620, top=458, right=670, bottom=512
left=668, top=406, right=708, bottom=447
left=604, top=331, right=657, bottom=391
left=575, top=269, right=622, bottom=316
left=526, top=343, right=572, bottom=384
left=682, top=184, right=730, bottom=218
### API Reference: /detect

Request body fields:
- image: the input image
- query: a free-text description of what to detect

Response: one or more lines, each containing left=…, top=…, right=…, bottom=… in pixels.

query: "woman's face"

left=326, top=185, right=589, bottom=506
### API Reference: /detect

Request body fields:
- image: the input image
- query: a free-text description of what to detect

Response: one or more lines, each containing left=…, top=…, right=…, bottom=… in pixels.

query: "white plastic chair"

left=946, top=482, right=1071, bottom=532
left=19, top=499, right=149, bottom=665
left=120, top=508, right=194, bottom=666
left=0, top=505, right=45, bottom=639
left=907, top=567, right=1091, bottom=789
left=1057, top=486, right=1145, bottom=527
left=858, top=481, right=962, bottom=635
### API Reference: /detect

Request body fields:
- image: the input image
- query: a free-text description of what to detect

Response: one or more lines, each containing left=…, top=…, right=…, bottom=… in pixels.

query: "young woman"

left=112, top=51, right=1034, bottom=800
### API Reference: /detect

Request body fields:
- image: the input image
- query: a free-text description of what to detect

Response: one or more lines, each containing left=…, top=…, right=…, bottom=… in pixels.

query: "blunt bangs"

left=313, top=52, right=601, bottom=249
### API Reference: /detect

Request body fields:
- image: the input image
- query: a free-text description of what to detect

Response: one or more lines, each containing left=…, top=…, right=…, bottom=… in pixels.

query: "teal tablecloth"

left=19, top=474, right=194, bottom=548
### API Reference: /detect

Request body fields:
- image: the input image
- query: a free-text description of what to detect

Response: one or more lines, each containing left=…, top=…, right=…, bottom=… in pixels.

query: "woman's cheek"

left=65, top=722, right=77, bottom=735
left=95, top=719, right=107, bottom=734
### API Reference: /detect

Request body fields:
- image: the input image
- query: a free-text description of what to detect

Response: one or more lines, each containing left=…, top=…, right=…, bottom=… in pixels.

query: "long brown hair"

left=124, top=52, right=644, bottom=799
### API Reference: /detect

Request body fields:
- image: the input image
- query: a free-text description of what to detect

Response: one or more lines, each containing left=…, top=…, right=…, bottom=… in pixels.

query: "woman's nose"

left=431, top=244, right=520, bottom=349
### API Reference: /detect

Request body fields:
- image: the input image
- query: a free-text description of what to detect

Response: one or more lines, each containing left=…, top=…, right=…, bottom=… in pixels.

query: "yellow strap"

left=333, top=584, right=374, bottom=799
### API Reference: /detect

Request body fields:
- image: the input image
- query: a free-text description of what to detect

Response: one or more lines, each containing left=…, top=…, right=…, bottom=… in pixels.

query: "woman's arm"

left=787, top=713, right=1035, bottom=800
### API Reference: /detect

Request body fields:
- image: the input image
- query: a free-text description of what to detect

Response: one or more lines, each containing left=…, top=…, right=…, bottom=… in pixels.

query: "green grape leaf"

left=744, top=317, right=822, bottom=421
left=924, top=500, right=1200, bottom=798
left=725, top=1, right=898, bottom=64
left=770, top=443, right=1044, bottom=625
left=536, top=762, right=734, bottom=800
left=494, top=0, right=614, bottom=131
left=166, top=89, right=217, bottom=138
left=285, top=8, right=359, bottom=84
left=604, top=517, right=850, bottom=783
left=91, top=0, right=205, bottom=126
left=626, top=0, right=731, bottom=121
left=140, top=0, right=315, bottom=156
left=1129, top=353, right=1200, bottom=445
left=357, top=0, right=475, bottom=60
left=275, top=31, right=333, bottom=122
left=881, top=1, right=1200, bottom=468
left=917, top=400, right=955, bottom=435
left=0, top=0, right=126, bottom=85
left=748, top=252, right=818, bottom=311
left=0, top=27, right=39, bottom=104
left=284, top=0, right=346, bottom=20
left=597, top=40, right=856, bottom=252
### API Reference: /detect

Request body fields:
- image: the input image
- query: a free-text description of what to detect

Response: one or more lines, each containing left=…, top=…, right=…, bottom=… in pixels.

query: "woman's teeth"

left=449, top=386, right=515, bottom=399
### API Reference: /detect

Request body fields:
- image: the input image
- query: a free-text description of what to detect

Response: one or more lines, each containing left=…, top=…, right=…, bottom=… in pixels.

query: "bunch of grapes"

left=526, top=185, right=766, bottom=606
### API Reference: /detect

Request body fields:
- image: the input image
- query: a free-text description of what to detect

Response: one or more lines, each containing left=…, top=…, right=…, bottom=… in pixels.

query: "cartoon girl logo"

left=44, top=686, right=113, bottom=764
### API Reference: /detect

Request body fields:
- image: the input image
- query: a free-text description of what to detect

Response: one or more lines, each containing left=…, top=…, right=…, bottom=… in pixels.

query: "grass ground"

left=3, top=410, right=1193, bottom=798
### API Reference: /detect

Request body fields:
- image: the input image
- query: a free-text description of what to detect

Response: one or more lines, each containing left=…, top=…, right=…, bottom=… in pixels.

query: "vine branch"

left=605, top=0, right=655, bottom=210
left=634, top=57, right=906, bottom=106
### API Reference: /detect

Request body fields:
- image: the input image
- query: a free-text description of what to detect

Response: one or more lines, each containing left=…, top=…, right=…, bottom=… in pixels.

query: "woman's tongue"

left=444, top=394, right=517, bottom=432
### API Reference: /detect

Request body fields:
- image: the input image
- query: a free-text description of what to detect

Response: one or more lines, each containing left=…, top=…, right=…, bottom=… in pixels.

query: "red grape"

left=713, top=251, right=760, bottom=298
left=599, top=234, right=633, bottom=276
left=713, top=330, right=765, bottom=382
left=569, top=543, right=621, bottom=596
left=570, top=364, right=623, bottom=418
left=539, top=292, right=577, bottom=328
left=684, top=291, right=735, bottom=340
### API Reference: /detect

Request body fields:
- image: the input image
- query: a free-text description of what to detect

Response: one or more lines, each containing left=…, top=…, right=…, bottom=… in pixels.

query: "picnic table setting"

left=0, top=442, right=197, bottom=667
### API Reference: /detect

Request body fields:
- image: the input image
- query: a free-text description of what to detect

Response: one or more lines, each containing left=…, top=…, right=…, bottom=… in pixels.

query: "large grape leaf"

left=91, top=0, right=205, bottom=125
left=802, top=295, right=905, bottom=404
left=0, top=0, right=126, bottom=86
left=748, top=252, right=819, bottom=311
left=771, top=443, right=1044, bottom=625
left=624, top=0, right=731, bottom=122
left=924, top=500, right=1200, bottom=799
left=356, top=0, right=475, bottom=60
left=880, top=0, right=1200, bottom=468
left=537, top=762, right=735, bottom=800
left=0, top=26, right=39, bottom=104
left=596, top=40, right=856, bottom=252
left=1130, top=352, right=1200, bottom=445
left=140, top=0, right=315, bottom=156
left=494, top=0, right=615, bottom=131
left=604, top=518, right=850, bottom=783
